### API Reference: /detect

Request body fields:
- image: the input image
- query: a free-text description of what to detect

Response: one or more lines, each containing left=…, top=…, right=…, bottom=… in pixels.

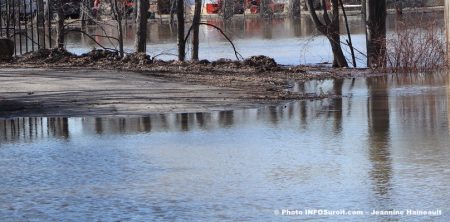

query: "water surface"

left=1, top=73, right=449, bottom=221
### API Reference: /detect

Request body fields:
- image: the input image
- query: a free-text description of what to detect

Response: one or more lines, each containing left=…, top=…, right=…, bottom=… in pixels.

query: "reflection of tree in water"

left=47, top=118, right=70, bottom=139
left=178, top=113, right=189, bottom=131
left=196, top=113, right=212, bottom=129
left=95, top=118, right=103, bottom=134
left=288, top=18, right=302, bottom=37
left=141, top=116, right=152, bottom=132
left=119, top=118, right=126, bottom=133
left=367, top=76, right=392, bottom=197
left=262, top=20, right=272, bottom=39
left=330, top=79, right=343, bottom=134
left=219, top=110, right=234, bottom=128
left=0, top=118, right=65, bottom=143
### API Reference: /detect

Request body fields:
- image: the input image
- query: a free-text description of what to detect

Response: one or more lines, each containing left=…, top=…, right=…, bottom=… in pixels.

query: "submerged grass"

left=385, top=14, right=447, bottom=73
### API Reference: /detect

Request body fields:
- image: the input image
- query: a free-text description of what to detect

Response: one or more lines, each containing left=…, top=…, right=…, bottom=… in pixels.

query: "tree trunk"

left=36, top=0, right=45, bottom=27
left=446, top=0, right=450, bottom=58
left=329, top=32, right=347, bottom=67
left=56, top=1, right=65, bottom=48
left=222, top=0, right=234, bottom=20
left=289, top=0, right=301, bottom=18
left=111, top=0, right=124, bottom=57
left=361, top=0, right=366, bottom=18
left=191, top=0, right=202, bottom=60
left=169, top=0, right=176, bottom=24
left=366, top=0, right=386, bottom=68
left=132, top=0, right=138, bottom=22
left=135, top=0, right=149, bottom=53
left=305, top=0, right=348, bottom=67
left=177, top=0, right=185, bottom=61
left=81, top=0, right=95, bottom=28
left=260, top=0, right=272, bottom=18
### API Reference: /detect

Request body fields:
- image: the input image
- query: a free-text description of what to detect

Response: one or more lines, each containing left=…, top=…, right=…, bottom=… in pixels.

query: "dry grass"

left=385, top=14, right=447, bottom=73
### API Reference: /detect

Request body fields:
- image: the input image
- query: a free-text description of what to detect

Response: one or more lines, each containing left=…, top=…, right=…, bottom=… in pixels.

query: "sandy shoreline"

left=0, top=50, right=373, bottom=118
left=0, top=68, right=297, bottom=117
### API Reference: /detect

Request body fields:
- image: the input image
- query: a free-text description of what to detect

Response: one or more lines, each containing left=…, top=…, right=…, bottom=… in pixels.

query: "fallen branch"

left=184, top=22, right=244, bottom=61
left=64, top=29, right=119, bottom=52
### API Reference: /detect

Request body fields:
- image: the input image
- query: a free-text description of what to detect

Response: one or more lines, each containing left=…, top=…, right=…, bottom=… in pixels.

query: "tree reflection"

left=331, top=79, right=344, bottom=134
left=0, top=118, right=69, bottom=143
left=218, top=111, right=234, bottom=128
left=366, top=76, right=392, bottom=197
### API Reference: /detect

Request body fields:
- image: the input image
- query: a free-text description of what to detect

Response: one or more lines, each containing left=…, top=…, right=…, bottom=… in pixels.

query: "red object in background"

left=206, top=3, right=220, bottom=14
left=94, top=0, right=133, bottom=7
left=249, top=5, right=259, bottom=14
left=270, top=3, right=284, bottom=13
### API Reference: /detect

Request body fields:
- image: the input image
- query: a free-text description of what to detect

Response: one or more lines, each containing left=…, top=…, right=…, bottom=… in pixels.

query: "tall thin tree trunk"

left=446, top=0, right=450, bottom=58
left=222, top=0, right=234, bottom=20
left=306, top=0, right=348, bottom=67
left=132, top=0, right=138, bottom=23
left=289, top=0, right=301, bottom=18
left=177, top=0, right=185, bottom=61
left=260, top=0, right=272, bottom=18
left=56, top=1, right=65, bottom=48
left=329, top=32, right=347, bottom=67
left=111, top=0, right=124, bottom=57
left=361, top=0, right=366, bottom=18
left=81, top=0, right=95, bottom=28
left=170, top=0, right=176, bottom=24
left=36, top=0, right=45, bottom=27
left=366, top=0, right=386, bottom=68
left=135, top=0, right=149, bottom=53
left=191, top=0, right=202, bottom=60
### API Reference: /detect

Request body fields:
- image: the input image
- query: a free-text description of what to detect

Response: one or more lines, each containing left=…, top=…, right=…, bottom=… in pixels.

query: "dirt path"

left=0, top=68, right=281, bottom=117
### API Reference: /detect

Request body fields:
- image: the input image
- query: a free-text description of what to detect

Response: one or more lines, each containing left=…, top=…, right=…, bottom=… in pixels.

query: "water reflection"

left=0, top=73, right=449, bottom=221
left=1, top=73, right=447, bottom=145
left=366, top=76, right=392, bottom=198
left=63, top=15, right=372, bottom=64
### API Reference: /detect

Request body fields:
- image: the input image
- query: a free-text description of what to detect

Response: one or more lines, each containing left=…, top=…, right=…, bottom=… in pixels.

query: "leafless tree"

left=288, top=0, right=301, bottom=19
left=365, top=0, right=386, bottom=68
left=305, top=0, right=348, bottom=67
left=260, top=0, right=272, bottom=19
left=222, top=0, right=234, bottom=20
left=36, top=0, right=45, bottom=27
left=81, top=0, right=95, bottom=27
left=107, top=0, right=125, bottom=57
left=56, top=1, right=65, bottom=48
left=135, top=0, right=149, bottom=53
left=177, top=0, right=185, bottom=61
left=191, top=0, right=202, bottom=60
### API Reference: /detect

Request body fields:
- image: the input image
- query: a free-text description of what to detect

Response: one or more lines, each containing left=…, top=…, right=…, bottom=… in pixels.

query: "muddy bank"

left=0, top=49, right=371, bottom=117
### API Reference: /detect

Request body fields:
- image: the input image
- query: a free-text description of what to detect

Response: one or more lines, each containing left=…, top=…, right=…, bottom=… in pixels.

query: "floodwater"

left=1, top=72, right=449, bottom=221
left=62, top=12, right=444, bottom=66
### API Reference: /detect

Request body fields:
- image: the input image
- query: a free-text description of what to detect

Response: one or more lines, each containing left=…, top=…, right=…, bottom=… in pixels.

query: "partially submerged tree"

left=177, top=0, right=185, bottom=61
left=221, top=0, right=235, bottom=20
left=288, top=0, right=301, bottom=19
left=191, top=0, right=202, bottom=60
left=56, top=1, right=65, bottom=48
left=36, top=0, right=45, bottom=27
left=108, top=0, right=125, bottom=57
left=305, top=0, right=348, bottom=67
left=134, top=0, right=149, bottom=53
left=81, top=0, right=95, bottom=27
left=260, top=0, right=273, bottom=19
left=365, top=0, right=386, bottom=68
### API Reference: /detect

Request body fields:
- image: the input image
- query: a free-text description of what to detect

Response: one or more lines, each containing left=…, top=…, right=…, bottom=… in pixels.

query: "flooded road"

left=1, top=72, right=449, bottom=221
left=62, top=12, right=444, bottom=66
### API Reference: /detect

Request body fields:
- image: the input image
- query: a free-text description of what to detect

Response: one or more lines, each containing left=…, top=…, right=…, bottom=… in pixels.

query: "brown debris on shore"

left=2, top=49, right=368, bottom=101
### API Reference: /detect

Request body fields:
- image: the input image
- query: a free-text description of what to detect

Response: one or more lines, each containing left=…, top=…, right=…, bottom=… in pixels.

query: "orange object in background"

left=206, top=3, right=220, bottom=14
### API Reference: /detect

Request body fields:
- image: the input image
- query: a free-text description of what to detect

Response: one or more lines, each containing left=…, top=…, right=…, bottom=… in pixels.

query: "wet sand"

left=0, top=68, right=294, bottom=117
